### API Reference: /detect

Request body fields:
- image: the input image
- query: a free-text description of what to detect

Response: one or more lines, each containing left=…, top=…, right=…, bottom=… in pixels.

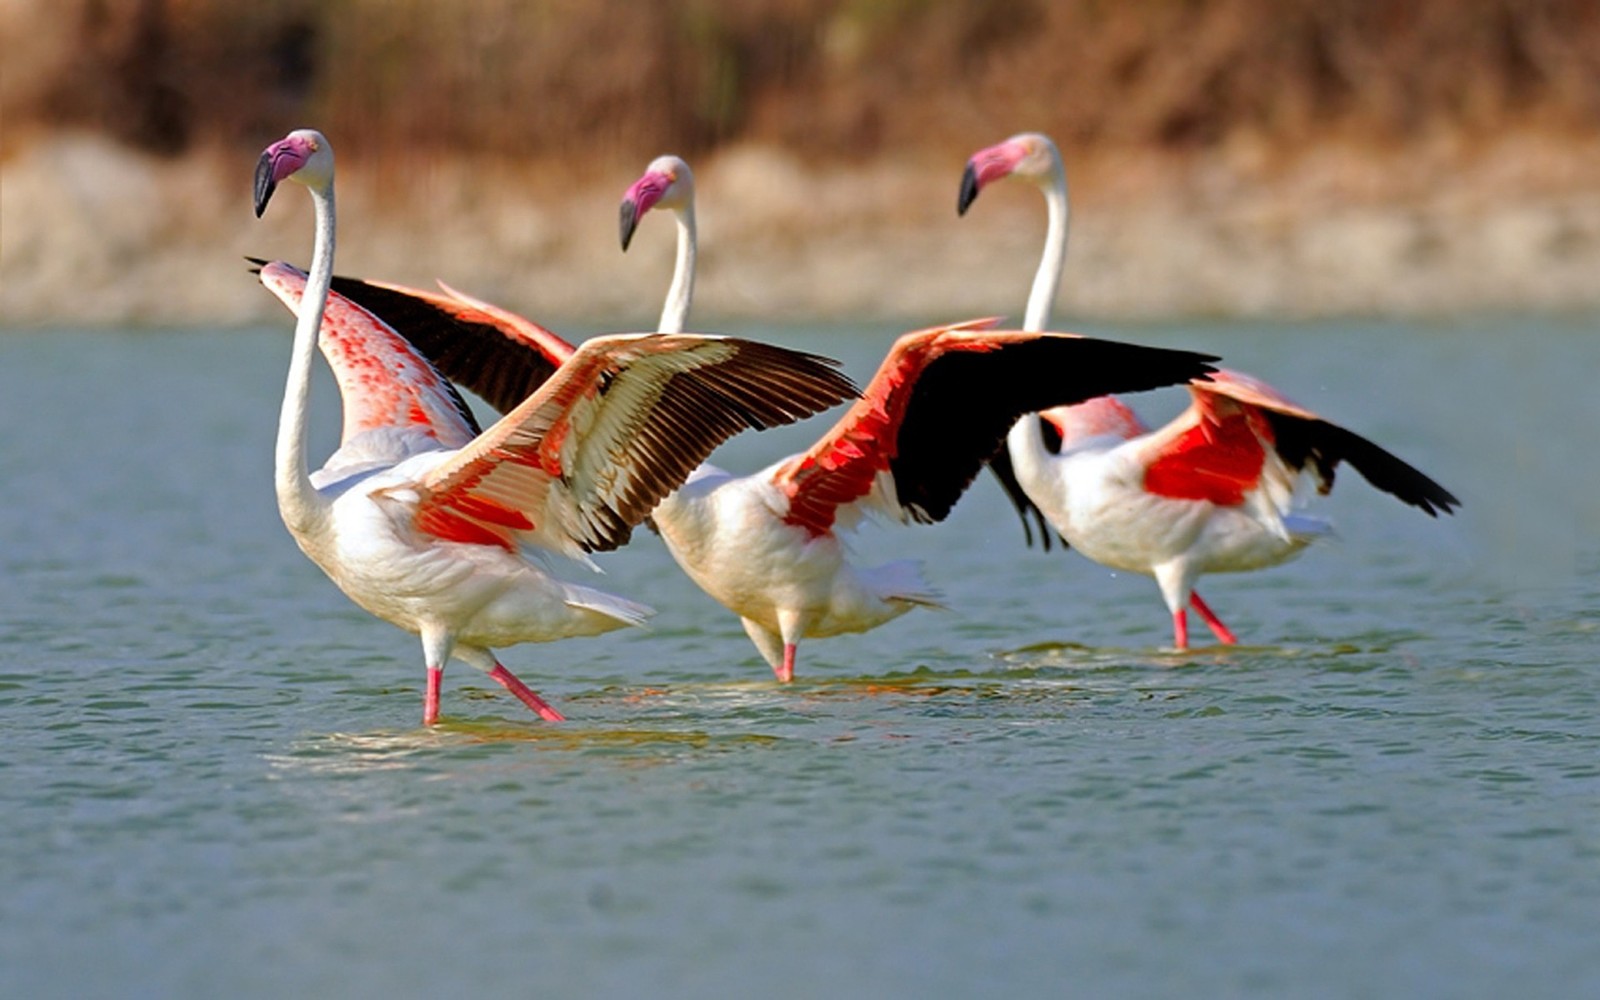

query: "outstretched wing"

left=324, top=273, right=577, bottom=413
left=774, top=319, right=999, bottom=535
left=777, top=320, right=1218, bottom=535
left=256, top=261, right=480, bottom=447
left=1143, top=369, right=1460, bottom=516
left=413, top=334, right=859, bottom=557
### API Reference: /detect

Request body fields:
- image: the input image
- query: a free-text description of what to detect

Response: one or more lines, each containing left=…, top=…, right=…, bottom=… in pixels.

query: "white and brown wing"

left=412, top=333, right=858, bottom=557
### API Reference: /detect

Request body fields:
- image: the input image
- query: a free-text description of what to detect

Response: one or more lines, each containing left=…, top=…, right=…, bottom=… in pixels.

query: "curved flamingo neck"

left=1005, top=413, right=1062, bottom=520
left=1007, top=412, right=1049, bottom=475
left=658, top=200, right=696, bottom=334
left=1024, top=158, right=1069, bottom=333
left=276, top=181, right=336, bottom=537
left=1005, top=148, right=1078, bottom=519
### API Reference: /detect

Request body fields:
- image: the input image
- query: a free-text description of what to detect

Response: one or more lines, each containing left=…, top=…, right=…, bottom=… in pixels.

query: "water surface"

left=2, top=319, right=1596, bottom=998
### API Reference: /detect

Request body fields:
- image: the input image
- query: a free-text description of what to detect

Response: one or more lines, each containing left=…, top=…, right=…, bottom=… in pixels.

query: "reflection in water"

left=267, top=723, right=788, bottom=776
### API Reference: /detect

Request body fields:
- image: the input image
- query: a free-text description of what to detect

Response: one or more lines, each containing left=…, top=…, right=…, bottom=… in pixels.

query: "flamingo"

left=250, top=128, right=857, bottom=724
left=958, top=131, right=1461, bottom=648
left=640, top=318, right=1220, bottom=681
left=328, top=154, right=1217, bottom=682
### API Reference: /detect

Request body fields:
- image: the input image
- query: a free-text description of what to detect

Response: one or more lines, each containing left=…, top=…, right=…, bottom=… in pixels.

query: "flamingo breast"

left=656, top=470, right=825, bottom=618
left=1053, top=449, right=1313, bottom=578
left=294, top=449, right=634, bottom=647
left=653, top=466, right=909, bottom=638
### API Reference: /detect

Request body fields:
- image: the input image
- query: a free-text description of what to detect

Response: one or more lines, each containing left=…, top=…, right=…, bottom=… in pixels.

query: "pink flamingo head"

left=958, top=132, right=1060, bottom=215
left=619, top=154, right=694, bottom=250
left=254, top=128, right=333, bottom=217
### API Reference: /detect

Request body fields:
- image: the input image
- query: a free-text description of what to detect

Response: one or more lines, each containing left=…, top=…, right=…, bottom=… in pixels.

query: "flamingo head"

left=254, top=128, right=333, bottom=218
left=958, top=132, right=1060, bottom=215
left=620, top=154, right=694, bottom=251
left=1037, top=396, right=1147, bottom=450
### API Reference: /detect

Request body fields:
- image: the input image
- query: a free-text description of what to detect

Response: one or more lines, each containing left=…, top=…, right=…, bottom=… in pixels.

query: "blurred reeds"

left=6, top=0, right=1600, bottom=326
left=6, top=0, right=1597, bottom=167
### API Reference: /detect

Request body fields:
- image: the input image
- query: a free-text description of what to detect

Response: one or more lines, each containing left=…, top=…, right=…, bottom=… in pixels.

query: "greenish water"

left=2, top=319, right=1597, bottom=999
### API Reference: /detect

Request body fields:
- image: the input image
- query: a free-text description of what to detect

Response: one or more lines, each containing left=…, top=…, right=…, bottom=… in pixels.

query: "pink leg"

left=423, top=666, right=443, bottom=726
left=774, top=643, right=796, bottom=684
left=488, top=663, right=566, bottom=722
left=1172, top=609, right=1189, bottom=650
left=1189, top=591, right=1237, bottom=644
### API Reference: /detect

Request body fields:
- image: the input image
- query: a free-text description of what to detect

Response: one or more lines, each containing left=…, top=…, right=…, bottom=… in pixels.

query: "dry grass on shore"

left=8, top=0, right=1598, bottom=166
left=4, top=0, right=1600, bottom=325
left=5, top=126, right=1600, bottom=328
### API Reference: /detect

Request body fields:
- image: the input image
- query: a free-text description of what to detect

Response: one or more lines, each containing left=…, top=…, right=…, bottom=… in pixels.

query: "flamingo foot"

left=423, top=665, right=443, bottom=726
left=1189, top=592, right=1237, bottom=645
left=774, top=643, right=796, bottom=684
left=1171, top=609, right=1190, bottom=651
left=488, top=663, right=566, bottom=722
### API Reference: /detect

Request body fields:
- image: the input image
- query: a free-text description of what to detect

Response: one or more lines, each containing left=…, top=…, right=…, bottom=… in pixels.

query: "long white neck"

left=658, top=201, right=697, bottom=334
left=1009, top=159, right=1070, bottom=505
left=1006, top=411, right=1053, bottom=493
left=1023, top=159, right=1069, bottom=333
left=275, top=182, right=336, bottom=537
left=1004, top=413, right=1074, bottom=537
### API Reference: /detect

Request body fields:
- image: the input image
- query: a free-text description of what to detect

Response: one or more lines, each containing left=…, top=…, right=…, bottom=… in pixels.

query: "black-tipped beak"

left=957, top=163, right=980, bottom=216
left=253, top=151, right=277, bottom=218
left=619, top=199, right=640, bottom=251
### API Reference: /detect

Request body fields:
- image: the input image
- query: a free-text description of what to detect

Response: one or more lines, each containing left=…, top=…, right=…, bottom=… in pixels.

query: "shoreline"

left=5, top=130, right=1600, bottom=329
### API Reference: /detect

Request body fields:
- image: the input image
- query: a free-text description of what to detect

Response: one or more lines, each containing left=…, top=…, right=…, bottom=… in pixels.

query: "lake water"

left=2, top=317, right=1597, bottom=999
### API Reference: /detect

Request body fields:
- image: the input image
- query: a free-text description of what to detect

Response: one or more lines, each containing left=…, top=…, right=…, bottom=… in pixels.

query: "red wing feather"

left=258, top=262, right=479, bottom=448
left=1142, top=368, right=1461, bottom=517
left=777, top=319, right=1002, bottom=536
left=1141, top=405, right=1271, bottom=506
left=1141, top=373, right=1284, bottom=505
left=1190, top=368, right=1320, bottom=421
left=414, top=505, right=517, bottom=551
left=781, top=320, right=1222, bottom=534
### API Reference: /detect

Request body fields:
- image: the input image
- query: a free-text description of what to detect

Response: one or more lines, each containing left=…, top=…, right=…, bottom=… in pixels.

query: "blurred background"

left=4, top=0, right=1599, bottom=327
